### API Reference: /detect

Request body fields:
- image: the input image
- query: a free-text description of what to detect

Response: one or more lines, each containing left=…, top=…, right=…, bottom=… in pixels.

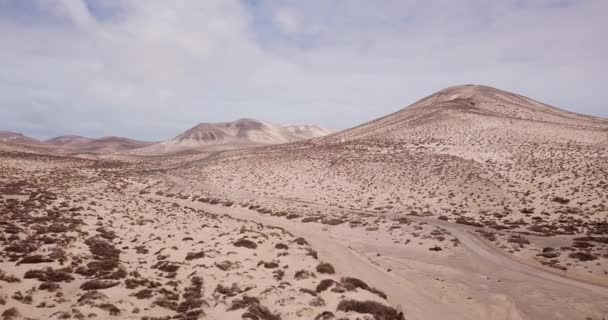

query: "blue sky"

left=0, top=0, right=606, bottom=140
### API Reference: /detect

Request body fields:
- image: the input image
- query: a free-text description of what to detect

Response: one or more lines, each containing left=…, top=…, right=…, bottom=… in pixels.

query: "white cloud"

left=0, top=0, right=606, bottom=140
left=274, top=8, right=301, bottom=34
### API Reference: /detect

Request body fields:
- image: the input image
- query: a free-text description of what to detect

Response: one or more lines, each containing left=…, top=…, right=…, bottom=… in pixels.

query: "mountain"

left=174, top=84, right=608, bottom=233
left=43, top=135, right=154, bottom=154
left=60, top=137, right=155, bottom=153
left=321, top=84, right=607, bottom=146
left=0, top=131, right=43, bottom=146
left=45, top=135, right=94, bottom=147
left=135, top=118, right=334, bottom=154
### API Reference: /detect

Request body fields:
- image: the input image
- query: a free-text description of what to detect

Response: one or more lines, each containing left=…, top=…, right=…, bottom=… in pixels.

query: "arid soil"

left=0, top=149, right=404, bottom=320
left=1, top=85, right=607, bottom=320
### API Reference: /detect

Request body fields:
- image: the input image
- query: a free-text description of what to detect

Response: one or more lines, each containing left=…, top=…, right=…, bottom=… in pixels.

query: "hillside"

left=171, top=84, right=608, bottom=282
left=0, top=131, right=43, bottom=146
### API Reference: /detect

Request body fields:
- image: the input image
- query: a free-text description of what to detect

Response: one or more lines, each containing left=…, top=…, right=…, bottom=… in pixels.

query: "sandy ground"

left=155, top=172, right=608, bottom=320
left=2, top=85, right=608, bottom=320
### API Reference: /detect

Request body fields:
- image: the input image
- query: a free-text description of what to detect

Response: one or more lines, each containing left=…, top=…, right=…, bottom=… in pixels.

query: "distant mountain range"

left=0, top=119, right=334, bottom=155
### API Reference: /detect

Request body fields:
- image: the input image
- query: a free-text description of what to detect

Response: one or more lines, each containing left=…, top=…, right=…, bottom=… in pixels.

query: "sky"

left=0, top=0, right=606, bottom=141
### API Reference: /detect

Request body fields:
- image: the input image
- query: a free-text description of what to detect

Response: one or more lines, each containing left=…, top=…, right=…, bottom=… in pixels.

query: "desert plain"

left=1, top=85, right=607, bottom=320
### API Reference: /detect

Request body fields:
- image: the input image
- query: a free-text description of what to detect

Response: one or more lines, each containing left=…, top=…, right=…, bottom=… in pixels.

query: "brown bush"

left=18, top=254, right=54, bottom=264
left=98, top=303, right=120, bottom=316
left=340, top=277, right=387, bottom=299
left=274, top=243, right=288, bottom=250
left=151, top=261, right=181, bottom=273
left=316, top=279, right=337, bottom=293
left=229, top=296, right=280, bottom=320
left=321, top=218, right=345, bottom=226
left=316, top=262, right=335, bottom=274
left=185, top=251, right=205, bottom=260
left=1, top=307, right=19, bottom=320
left=294, top=270, right=315, bottom=280
left=0, top=270, right=20, bottom=283
left=293, top=238, right=309, bottom=246
left=24, top=268, right=74, bottom=282
left=215, top=283, right=241, bottom=297
left=77, top=291, right=108, bottom=303
left=80, top=280, right=120, bottom=290
left=39, top=281, right=61, bottom=292
left=258, top=261, right=279, bottom=269
left=85, top=236, right=120, bottom=259
left=215, top=261, right=236, bottom=271
left=233, top=238, right=258, bottom=249
left=131, top=289, right=154, bottom=299
left=569, top=252, right=598, bottom=261
left=336, top=300, right=404, bottom=320
left=153, top=298, right=179, bottom=311
left=314, top=311, right=335, bottom=320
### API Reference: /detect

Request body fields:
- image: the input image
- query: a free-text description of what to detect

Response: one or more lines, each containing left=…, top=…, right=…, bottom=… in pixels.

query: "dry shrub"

left=257, top=261, right=279, bottom=269
left=337, top=300, right=404, bottom=320
left=215, top=283, right=241, bottom=297
left=24, top=267, right=74, bottom=282
left=80, top=280, right=120, bottom=290
left=299, top=288, right=317, bottom=296
left=293, top=238, right=309, bottom=246
left=153, top=298, right=179, bottom=311
left=316, top=279, right=337, bottom=293
left=274, top=243, right=288, bottom=250
left=340, top=277, right=387, bottom=299
left=85, top=236, right=120, bottom=259
left=569, top=252, right=598, bottom=261
left=1, top=307, right=19, bottom=320
left=321, top=218, right=345, bottom=226
left=131, top=289, right=154, bottom=299
left=314, top=311, right=334, bottom=320
left=233, top=238, right=258, bottom=249
left=18, top=254, right=54, bottom=264
left=294, top=270, right=315, bottom=280
left=151, top=261, right=181, bottom=273
left=77, top=291, right=108, bottom=304
left=98, top=303, right=120, bottom=316
left=0, top=270, right=20, bottom=283
left=229, top=296, right=281, bottom=320
left=316, top=262, right=335, bottom=274
left=185, top=251, right=205, bottom=260
left=39, top=281, right=61, bottom=292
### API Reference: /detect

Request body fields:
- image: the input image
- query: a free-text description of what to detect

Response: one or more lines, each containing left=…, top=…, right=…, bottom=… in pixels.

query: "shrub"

left=131, top=289, right=154, bottom=299
left=1, top=307, right=19, bottom=320
left=185, top=251, right=205, bottom=260
left=294, top=270, right=315, bottom=280
left=18, top=254, right=54, bottom=264
left=569, top=252, right=597, bottom=261
left=229, top=296, right=280, bottom=320
left=274, top=243, right=288, bottom=250
left=24, top=268, right=74, bottom=282
left=314, top=311, right=334, bottom=320
left=0, top=270, right=20, bottom=283
left=316, top=262, right=335, bottom=274
left=293, top=238, right=309, bottom=246
left=233, top=238, right=258, bottom=249
left=98, top=303, right=121, bottom=316
left=80, top=280, right=120, bottom=290
left=316, top=279, right=337, bottom=293
left=336, top=300, right=404, bottom=320
left=340, top=277, right=387, bottom=299
left=39, top=281, right=61, bottom=292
